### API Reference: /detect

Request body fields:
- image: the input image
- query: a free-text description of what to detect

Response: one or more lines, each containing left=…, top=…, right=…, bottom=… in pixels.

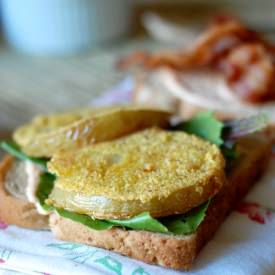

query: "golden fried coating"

left=47, top=128, right=225, bottom=219
left=13, top=106, right=171, bottom=157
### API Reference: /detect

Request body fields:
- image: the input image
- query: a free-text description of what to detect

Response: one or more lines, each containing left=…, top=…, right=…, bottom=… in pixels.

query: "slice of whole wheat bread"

left=0, top=156, right=48, bottom=230
left=49, top=134, right=271, bottom=270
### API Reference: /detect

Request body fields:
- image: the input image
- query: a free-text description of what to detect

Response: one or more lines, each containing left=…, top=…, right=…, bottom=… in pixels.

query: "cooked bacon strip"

left=118, top=20, right=252, bottom=70
left=219, top=43, right=275, bottom=103
left=118, top=18, right=275, bottom=104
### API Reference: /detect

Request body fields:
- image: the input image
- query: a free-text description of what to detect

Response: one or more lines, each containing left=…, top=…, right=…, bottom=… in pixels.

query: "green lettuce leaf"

left=108, top=212, right=168, bottom=233
left=160, top=201, right=210, bottom=235
left=50, top=205, right=209, bottom=235
left=51, top=204, right=208, bottom=235
left=55, top=208, right=113, bottom=231
left=175, top=111, right=224, bottom=146
left=54, top=209, right=169, bottom=233
left=0, top=140, right=48, bottom=169
left=36, top=172, right=56, bottom=211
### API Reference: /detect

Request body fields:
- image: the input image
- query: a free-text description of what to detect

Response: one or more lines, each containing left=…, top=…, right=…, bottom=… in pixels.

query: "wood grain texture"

left=0, top=41, right=160, bottom=131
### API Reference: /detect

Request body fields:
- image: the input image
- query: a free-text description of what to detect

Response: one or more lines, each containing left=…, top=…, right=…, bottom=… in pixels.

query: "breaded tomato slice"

left=47, top=128, right=225, bottom=219
left=14, top=106, right=170, bottom=157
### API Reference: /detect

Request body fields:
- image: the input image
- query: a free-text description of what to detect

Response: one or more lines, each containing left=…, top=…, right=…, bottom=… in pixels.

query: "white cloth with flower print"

left=0, top=78, right=275, bottom=275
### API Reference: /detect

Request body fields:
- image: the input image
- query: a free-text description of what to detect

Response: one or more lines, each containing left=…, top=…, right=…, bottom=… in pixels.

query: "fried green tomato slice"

left=13, top=106, right=171, bottom=157
left=47, top=128, right=225, bottom=219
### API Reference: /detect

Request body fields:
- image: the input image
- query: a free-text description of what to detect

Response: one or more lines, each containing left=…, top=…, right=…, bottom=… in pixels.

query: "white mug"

left=1, top=0, right=132, bottom=55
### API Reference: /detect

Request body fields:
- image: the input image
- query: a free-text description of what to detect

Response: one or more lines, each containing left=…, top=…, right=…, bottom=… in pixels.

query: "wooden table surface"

left=0, top=39, right=159, bottom=131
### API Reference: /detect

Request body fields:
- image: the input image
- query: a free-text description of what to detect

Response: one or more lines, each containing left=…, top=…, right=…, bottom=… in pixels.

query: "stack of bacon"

left=118, top=17, right=275, bottom=104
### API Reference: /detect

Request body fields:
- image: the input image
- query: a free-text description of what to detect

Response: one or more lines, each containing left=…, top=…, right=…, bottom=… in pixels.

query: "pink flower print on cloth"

left=236, top=201, right=275, bottom=224
left=0, top=220, right=8, bottom=230
left=0, top=259, right=5, bottom=264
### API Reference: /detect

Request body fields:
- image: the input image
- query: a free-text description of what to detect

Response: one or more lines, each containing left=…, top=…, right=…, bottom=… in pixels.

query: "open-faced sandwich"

left=119, top=16, right=275, bottom=124
left=0, top=106, right=271, bottom=270
left=0, top=106, right=170, bottom=229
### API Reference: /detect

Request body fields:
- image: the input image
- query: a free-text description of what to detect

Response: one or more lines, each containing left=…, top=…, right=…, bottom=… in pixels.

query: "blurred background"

left=0, top=0, right=274, bottom=133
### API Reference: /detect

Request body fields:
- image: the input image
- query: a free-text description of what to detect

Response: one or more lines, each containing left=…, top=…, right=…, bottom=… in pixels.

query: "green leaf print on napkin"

left=47, top=242, right=100, bottom=264
left=47, top=242, right=83, bottom=250
left=0, top=249, right=13, bottom=261
left=132, top=267, right=150, bottom=275
left=95, top=256, right=122, bottom=275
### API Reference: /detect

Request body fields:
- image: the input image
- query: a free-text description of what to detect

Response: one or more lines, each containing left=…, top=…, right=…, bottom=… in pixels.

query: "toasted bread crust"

left=0, top=156, right=48, bottom=230
left=50, top=134, right=271, bottom=270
